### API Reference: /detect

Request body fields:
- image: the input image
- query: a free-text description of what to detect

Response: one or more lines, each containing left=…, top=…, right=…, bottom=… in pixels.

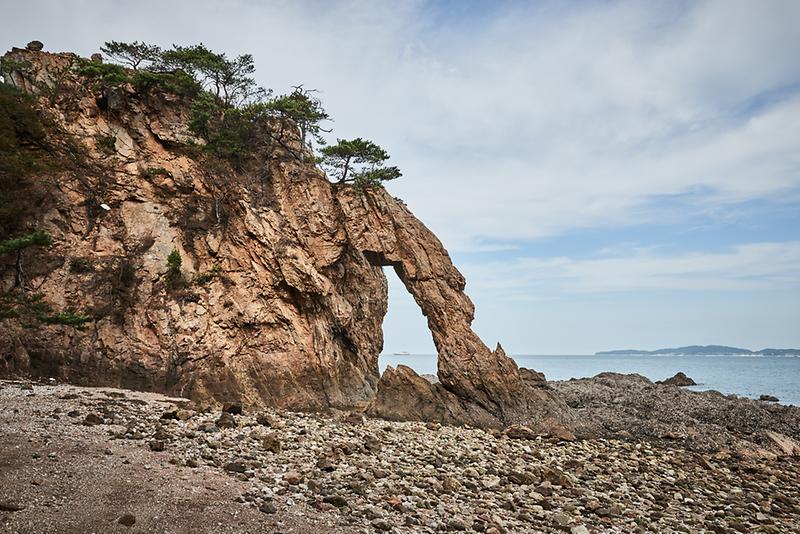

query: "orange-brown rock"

left=0, top=47, right=573, bottom=430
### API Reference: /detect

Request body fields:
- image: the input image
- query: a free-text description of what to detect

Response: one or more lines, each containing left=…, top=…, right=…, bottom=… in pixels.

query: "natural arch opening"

left=377, top=266, right=437, bottom=379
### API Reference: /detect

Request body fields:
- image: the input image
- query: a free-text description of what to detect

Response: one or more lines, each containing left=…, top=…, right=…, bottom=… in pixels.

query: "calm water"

left=378, top=353, right=800, bottom=406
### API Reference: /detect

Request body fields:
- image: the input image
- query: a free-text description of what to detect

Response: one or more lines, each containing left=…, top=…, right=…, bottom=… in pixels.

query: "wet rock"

left=658, top=372, right=696, bottom=386
left=760, top=395, right=779, bottom=402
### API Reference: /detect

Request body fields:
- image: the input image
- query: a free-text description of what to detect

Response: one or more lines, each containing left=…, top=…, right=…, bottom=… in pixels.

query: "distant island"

left=596, top=345, right=800, bottom=356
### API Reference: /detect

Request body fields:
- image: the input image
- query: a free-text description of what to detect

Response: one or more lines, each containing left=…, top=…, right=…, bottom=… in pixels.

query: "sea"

left=378, top=353, right=800, bottom=406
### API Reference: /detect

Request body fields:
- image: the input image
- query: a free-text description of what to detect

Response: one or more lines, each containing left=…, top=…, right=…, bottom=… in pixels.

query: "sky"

left=2, top=0, right=799, bottom=354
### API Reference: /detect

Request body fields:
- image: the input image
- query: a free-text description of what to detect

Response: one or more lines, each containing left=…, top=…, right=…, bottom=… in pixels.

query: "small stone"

left=0, top=501, right=25, bottom=512
left=283, top=471, right=302, bottom=485
left=371, top=519, right=392, bottom=531
left=364, top=435, right=382, bottom=453
left=262, top=434, right=281, bottom=453
left=118, top=513, right=136, bottom=526
left=256, top=413, right=274, bottom=426
left=344, top=412, right=364, bottom=425
left=160, top=410, right=179, bottom=420
left=552, top=512, right=571, bottom=527
left=323, top=495, right=349, bottom=508
left=83, top=413, right=103, bottom=426
left=316, top=456, right=335, bottom=472
left=504, top=424, right=538, bottom=440
left=442, top=476, right=461, bottom=492
left=448, top=519, right=468, bottom=531
left=216, top=412, right=237, bottom=429
left=570, top=526, right=590, bottom=534
left=149, top=440, right=165, bottom=452
left=222, top=402, right=242, bottom=415
left=259, top=502, right=278, bottom=514
left=224, top=461, right=247, bottom=473
left=67, top=410, right=80, bottom=418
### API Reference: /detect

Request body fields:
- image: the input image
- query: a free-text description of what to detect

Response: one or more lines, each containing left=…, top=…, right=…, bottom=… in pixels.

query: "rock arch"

left=335, top=188, right=573, bottom=429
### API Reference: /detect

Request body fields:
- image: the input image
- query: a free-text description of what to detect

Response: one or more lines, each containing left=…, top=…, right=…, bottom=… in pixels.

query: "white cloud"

left=462, top=241, right=800, bottom=296
left=4, top=1, right=799, bottom=251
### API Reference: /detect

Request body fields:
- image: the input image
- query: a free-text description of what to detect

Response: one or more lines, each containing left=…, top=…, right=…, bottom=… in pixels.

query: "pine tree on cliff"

left=0, top=231, right=90, bottom=327
left=265, top=86, right=330, bottom=161
left=320, top=138, right=402, bottom=189
left=100, top=41, right=162, bottom=70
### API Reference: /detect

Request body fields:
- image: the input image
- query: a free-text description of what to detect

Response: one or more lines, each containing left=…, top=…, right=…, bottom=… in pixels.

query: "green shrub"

left=95, top=134, right=117, bottom=154
left=76, top=60, right=130, bottom=90
left=193, top=263, right=223, bottom=286
left=143, top=167, right=172, bottom=179
left=0, top=230, right=52, bottom=255
left=40, top=311, right=92, bottom=328
left=68, top=256, right=94, bottom=273
left=0, top=83, right=53, bottom=239
left=166, top=249, right=184, bottom=290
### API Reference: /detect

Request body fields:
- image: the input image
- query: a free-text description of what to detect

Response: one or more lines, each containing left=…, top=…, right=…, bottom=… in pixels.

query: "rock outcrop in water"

left=0, top=46, right=571, bottom=429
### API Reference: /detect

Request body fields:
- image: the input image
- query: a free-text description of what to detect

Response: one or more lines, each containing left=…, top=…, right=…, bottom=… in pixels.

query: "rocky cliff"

left=0, top=47, right=571, bottom=430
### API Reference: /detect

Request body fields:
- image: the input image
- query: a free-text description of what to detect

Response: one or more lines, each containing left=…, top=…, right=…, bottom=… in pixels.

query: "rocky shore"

left=2, top=378, right=799, bottom=533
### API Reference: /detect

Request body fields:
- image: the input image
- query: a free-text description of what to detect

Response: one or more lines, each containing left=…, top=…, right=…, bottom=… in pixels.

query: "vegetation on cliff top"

left=81, top=40, right=399, bottom=186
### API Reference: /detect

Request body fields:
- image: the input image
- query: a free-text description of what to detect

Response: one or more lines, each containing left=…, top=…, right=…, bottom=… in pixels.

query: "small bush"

left=0, top=230, right=52, bottom=255
left=143, top=167, right=172, bottom=179
left=40, top=311, right=92, bottom=328
left=69, top=257, right=94, bottom=273
left=193, top=263, right=223, bottom=286
left=165, top=249, right=184, bottom=290
left=76, top=60, right=130, bottom=90
left=95, top=134, right=117, bottom=154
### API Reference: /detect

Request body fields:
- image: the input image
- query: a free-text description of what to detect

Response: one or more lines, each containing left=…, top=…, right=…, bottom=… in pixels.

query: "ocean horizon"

left=379, top=353, right=800, bottom=406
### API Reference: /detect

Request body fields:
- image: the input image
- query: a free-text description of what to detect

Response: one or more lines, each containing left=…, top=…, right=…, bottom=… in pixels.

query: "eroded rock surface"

left=552, top=372, right=800, bottom=454
left=0, top=47, right=571, bottom=429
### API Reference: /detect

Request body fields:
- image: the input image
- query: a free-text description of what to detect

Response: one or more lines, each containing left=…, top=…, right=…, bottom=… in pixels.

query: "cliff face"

left=0, top=48, right=571, bottom=429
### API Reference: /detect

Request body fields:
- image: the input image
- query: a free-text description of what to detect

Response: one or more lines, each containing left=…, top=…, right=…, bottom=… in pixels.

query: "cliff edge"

left=0, top=46, right=571, bottom=430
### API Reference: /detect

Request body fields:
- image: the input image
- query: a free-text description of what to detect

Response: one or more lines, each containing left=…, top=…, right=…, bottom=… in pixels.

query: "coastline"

left=2, top=377, right=799, bottom=533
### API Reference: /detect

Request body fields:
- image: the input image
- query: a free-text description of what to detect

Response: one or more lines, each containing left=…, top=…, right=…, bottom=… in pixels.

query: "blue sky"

left=3, top=0, right=799, bottom=353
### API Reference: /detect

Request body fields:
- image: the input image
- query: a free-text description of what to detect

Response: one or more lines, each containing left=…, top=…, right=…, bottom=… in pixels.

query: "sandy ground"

left=0, top=380, right=354, bottom=534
